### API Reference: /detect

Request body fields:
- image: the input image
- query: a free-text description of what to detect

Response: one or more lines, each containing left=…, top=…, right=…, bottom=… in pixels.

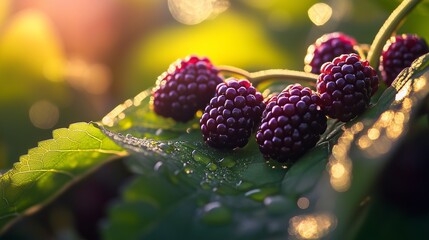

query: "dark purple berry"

left=200, top=78, right=265, bottom=149
left=152, top=55, right=224, bottom=122
left=256, top=84, right=327, bottom=162
left=317, top=53, right=379, bottom=122
left=304, top=32, right=358, bottom=74
left=380, top=34, right=429, bottom=86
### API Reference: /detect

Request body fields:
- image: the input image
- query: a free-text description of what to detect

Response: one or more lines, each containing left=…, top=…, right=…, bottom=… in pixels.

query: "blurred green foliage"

left=2, top=0, right=428, bottom=168
left=1, top=0, right=429, bottom=238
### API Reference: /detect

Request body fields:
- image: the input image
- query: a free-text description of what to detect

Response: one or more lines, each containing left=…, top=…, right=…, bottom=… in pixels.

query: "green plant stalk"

left=367, top=0, right=422, bottom=69
left=217, top=65, right=318, bottom=87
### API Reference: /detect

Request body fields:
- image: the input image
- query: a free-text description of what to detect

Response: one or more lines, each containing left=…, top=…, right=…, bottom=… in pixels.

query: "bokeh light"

left=29, top=100, right=60, bottom=129
left=307, top=3, right=332, bottom=26
left=168, top=0, right=229, bottom=25
left=289, top=212, right=337, bottom=239
left=297, top=197, right=310, bottom=210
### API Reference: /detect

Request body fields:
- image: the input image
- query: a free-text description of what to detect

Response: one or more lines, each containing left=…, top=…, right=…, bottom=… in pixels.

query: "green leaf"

left=0, top=122, right=126, bottom=232
left=101, top=54, right=429, bottom=239
left=98, top=88, right=331, bottom=239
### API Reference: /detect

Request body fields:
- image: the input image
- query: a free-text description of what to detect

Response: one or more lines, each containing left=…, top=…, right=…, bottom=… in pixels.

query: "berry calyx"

left=317, top=53, right=379, bottom=122
left=151, top=55, right=224, bottom=122
left=304, top=32, right=358, bottom=74
left=200, top=78, right=265, bottom=149
left=380, top=34, right=429, bottom=86
left=256, top=84, right=327, bottom=162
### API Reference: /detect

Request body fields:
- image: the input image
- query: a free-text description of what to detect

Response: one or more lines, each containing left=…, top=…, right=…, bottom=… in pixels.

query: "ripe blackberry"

left=380, top=34, right=429, bottom=86
left=152, top=55, right=224, bottom=122
left=256, top=84, right=327, bottom=162
left=304, top=32, right=358, bottom=74
left=200, top=78, right=265, bottom=149
left=317, top=53, right=379, bottom=122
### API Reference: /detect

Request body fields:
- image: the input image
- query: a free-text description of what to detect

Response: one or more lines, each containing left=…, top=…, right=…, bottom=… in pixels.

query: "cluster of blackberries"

left=305, top=32, right=429, bottom=86
left=150, top=32, right=427, bottom=163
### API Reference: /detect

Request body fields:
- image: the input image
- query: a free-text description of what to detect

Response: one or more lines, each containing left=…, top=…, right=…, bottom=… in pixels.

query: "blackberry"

left=200, top=78, right=265, bottom=149
left=380, top=34, right=429, bottom=86
left=304, top=32, right=358, bottom=74
left=317, top=53, right=379, bottom=122
left=256, top=84, right=327, bottom=162
left=152, top=55, right=224, bottom=122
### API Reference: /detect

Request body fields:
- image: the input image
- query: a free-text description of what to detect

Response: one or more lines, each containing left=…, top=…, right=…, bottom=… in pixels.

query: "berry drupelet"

left=256, top=84, right=327, bottom=162
left=200, top=78, right=265, bottom=149
left=317, top=53, right=379, bottom=122
left=152, top=55, right=224, bottom=122
left=304, top=32, right=358, bottom=74
left=380, top=34, right=429, bottom=86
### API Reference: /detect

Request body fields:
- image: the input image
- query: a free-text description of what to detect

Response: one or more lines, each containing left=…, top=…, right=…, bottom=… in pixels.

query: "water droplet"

left=192, top=150, right=211, bottom=165
left=155, top=128, right=163, bottom=135
left=154, top=161, right=163, bottom=171
left=219, top=156, right=236, bottom=168
left=236, top=180, right=254, bottom=191
left=184, top=167, right=193, bottom=174
left=201, top=202, right=232, bottom=225
left=245, top=187, right=278, bottom=202
left=200, top=180, right=211, bottom=190
left=215, top=184, right=239, bottom=195
left=265, top=159, right=290, bottom=170
left=264, top=195, right=294, bottom=215
left=207, top=162, right=218, bottom=171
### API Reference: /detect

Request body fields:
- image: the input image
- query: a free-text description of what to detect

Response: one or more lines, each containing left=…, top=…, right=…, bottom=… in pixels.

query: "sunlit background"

left=1, top=0, right=429, bottom=239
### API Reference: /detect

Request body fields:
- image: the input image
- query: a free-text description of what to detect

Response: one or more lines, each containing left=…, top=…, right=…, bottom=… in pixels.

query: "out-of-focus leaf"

left=0, top=9, right=66, bottom=101
left=0, top=122, right=126, bottom=232
left=314, top=53, right=429, bottom=239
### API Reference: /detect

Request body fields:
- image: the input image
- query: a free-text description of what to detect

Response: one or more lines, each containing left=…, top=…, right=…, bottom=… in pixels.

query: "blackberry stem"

left=218, top=65, right=318, bottom=87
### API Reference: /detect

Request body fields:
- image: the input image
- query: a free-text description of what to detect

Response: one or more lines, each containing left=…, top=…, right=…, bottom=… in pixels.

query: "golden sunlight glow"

left=66, top=59, right=112, bottom=95
left=357, top=135, right=371, bottom=149
left=102, top=98, right=134, bottom=127
left=0, top=9, right=65, bottom=82
left=29, top=100, right=60, bottom=129
left=328, top=122, right=363, bottom=192
left=367, top=128, right=380, bottom=140
left=168, top=0, right=229, bottom=25
left=413, top=77, right=426, bottom=92
left=297, top=197, right=310, bottom=210
left=330, top=163, right=345, bottom=179
left=395, top=80, right=412, bottom=101
left=307, top=3, right=332, bottom=26
left=402, top=97, right=412, bottom=110
left=329, top=161, right=351, bottom=192
left=289, top=213, right=337, bottom=239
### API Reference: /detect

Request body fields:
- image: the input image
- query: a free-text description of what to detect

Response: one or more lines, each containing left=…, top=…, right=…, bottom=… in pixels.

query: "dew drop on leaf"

left=191, top=150, right=211, bottom=165
left=201, top=202, right=232, bottom=225
left=236, top=180, right=254, bottom=191
left=219, top=156, right=236, bottom=168
left=244, top=187, right=278, bottom=202
left=264, top=195, right=294, bottom=216
left=207, top=162, right=218, bottom=171
left=153, top=161, right=163, bottom=171
left=184, top=166, right=194, bottom=174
